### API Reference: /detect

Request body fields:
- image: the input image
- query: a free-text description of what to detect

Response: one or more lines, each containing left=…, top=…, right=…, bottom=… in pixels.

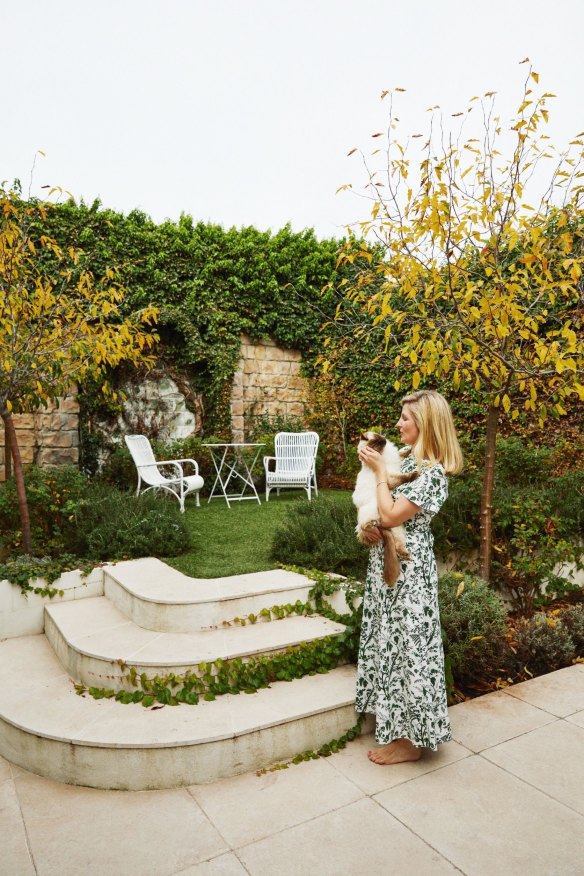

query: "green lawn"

left=164, top=489, right=351, bottom=578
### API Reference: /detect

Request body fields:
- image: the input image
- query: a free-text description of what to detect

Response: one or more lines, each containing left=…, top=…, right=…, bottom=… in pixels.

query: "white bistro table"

left=202, top=443, right=265, bottom=508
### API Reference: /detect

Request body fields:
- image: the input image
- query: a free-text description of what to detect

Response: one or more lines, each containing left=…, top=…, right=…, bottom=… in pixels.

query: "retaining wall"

left=230, top=334, right=310, bottom=441
left=0, top=394, right=79, bottom=481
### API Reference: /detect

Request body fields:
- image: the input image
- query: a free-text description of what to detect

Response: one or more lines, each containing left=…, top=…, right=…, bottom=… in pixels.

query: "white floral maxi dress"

left=355, top=454, right=451, bottom=750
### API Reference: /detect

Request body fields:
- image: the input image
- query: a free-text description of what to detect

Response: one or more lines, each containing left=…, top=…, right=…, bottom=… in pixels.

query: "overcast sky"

left=2, top=0, right=582, bottom=239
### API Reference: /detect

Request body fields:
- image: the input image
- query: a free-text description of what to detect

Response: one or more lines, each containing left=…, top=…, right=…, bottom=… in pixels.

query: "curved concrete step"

left=0, top=635, right=362, bottom=790
left=45, top=597, right=348, bottom=690
left=104, top=558, right=315, bottom=631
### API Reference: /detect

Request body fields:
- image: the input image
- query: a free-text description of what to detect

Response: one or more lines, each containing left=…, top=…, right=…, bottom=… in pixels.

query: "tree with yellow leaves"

left=0, top=187, right=159, bottom=555
left=325, top=64, right=584, bottom=582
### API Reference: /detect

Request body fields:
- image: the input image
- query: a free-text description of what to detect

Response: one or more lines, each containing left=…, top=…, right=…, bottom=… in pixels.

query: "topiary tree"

left=0, top=185, right=159, bottom=554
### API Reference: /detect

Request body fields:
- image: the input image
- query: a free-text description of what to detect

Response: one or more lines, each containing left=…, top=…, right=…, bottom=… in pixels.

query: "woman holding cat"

left=355, top=389, right=463, bottom=765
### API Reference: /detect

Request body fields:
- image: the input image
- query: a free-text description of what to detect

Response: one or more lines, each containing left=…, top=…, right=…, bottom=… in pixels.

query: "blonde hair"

left=401, top=390, right=463, bottom=475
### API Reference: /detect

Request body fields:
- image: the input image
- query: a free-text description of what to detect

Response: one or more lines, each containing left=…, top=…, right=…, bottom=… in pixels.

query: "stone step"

left=45, top=597, right=348, bottom=691
left=0, top=635, right=362, bottom=790
left=104, top=558, right=316, bottom=631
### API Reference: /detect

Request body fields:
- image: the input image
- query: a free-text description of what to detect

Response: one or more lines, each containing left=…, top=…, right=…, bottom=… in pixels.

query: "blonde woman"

left=355, top=390, right=463, bottom=765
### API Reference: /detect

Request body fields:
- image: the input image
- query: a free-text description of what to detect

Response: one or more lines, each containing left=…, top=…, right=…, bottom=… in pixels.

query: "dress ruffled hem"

left=355, top=704, right=452, bottom=751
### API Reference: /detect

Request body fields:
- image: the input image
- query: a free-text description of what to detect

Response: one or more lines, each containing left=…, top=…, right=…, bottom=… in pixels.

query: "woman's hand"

left=360, top=527, right=384, bottom=546
left=358, top=445, right=385, bottom=477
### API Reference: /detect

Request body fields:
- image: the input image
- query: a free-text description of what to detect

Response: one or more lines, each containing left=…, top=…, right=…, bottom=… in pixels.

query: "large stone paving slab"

left=0, top=780, right=36, bottom=875
left=172, top=853, right=249, bottom=875
left=449, top=689, right=555, bottom=752
left=0, top=753, right=12, bottom=785
left=237, top=797, right=458, bottom=875
left=503, top=664, right=584, bottom=717
left=327, top=732, right=471, bottom=795
left=566, top=708, right=584, bottom=728
left=13, top=767, right=228, bottom=876
left=189, top=757, right=363, bottom=847
left=482, top=719, right=584, bottom=815
left=375, top=755, right=584, bottom=876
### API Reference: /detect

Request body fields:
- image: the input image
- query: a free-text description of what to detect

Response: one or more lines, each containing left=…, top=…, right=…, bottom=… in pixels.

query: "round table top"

left=201, top=442, right=266, bottom=447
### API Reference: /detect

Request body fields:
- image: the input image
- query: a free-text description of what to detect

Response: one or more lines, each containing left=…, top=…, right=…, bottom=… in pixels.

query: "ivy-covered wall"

left=36, top=198, right=581, bottom=482
left=38, top=200, right=346, bottom=453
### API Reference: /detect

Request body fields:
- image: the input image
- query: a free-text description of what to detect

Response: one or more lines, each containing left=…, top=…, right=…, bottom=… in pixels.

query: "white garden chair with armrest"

left=124, top=435, right=204, bottom=513
left=263, top=431, right=319, bottom=501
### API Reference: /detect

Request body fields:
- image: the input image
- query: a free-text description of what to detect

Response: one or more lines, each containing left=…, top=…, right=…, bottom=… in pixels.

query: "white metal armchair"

left=263, top=431, right=319, bottom=501
left=124, top=435, right=204, bottom=513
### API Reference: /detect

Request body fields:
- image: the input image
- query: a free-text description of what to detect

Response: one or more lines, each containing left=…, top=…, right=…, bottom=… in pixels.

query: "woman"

left=355, top=390, right=463, bottom=765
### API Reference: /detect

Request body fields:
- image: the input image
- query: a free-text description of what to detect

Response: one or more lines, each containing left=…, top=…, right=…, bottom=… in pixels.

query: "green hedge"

left=0, top=465, right=190, bottom=563
left=433, top=437, right=584, bottom=610
left=35, top=200, right=348, bottom=436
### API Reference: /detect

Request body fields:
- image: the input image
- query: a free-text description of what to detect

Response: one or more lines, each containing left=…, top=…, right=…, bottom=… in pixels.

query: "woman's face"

left=396, top=404, right=419, bottom=446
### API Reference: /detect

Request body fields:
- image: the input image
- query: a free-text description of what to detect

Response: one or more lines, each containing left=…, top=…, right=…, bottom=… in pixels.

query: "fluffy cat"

left=352, top=431, right=418, bottom=586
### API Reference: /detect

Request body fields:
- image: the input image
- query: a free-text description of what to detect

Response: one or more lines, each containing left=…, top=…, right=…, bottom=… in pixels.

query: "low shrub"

left=65, top=485, right=191, bottom=561
left=269, top=494, right=368, bottom=577
left=0, top=466, right=89, bottom=557
left=558, top=605, right=584, bottom=655
left=433, top=436, right=584, bottom=613
left=99, top=444, right=137, bottom=489
left=512, top=613, right=576, bottom=675
left=0, top=465, right=190, bottom=563
left=438, top=572, right=508, bottom=684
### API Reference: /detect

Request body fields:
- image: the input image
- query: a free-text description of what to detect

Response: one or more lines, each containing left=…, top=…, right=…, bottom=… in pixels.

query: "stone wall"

left=0, top=339, right=308, bottom=475
left=0, top=394, right=79, bottom=481
left=230, top=334, right=310, bottom=441
left=110, top=376, right=200, bottom=441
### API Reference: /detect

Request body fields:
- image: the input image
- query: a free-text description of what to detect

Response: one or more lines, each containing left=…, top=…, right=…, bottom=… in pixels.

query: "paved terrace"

left=2, top=663, right=583, bottom=876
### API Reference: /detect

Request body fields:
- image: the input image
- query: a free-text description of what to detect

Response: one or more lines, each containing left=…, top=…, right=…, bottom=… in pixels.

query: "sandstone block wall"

left=0, top=339, right=309, bottom=476
left=0, top=394, right=79, bottom=481
left=230, top=335, right=310, bottom=441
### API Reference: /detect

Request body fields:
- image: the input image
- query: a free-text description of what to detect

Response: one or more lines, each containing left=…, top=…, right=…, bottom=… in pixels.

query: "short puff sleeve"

left=397, top=463, right=448, bottom=517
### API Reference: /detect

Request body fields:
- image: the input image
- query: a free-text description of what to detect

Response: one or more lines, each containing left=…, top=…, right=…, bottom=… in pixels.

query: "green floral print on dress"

left=355, top=453, right=451, bottom=750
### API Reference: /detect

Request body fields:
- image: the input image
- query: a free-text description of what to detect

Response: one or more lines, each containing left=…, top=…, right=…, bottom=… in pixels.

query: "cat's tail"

left=381, top=530, right=400, bottom=586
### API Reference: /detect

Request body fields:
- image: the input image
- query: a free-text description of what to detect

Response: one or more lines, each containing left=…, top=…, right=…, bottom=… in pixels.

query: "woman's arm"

left=358, top=445, right=420, bottom=528
left=376, top=490, right=420, bottom=528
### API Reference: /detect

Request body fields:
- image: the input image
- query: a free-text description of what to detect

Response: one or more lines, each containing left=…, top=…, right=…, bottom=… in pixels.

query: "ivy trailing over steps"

left=75, top=634, right=351, bottom=706
left=0, top=555, right=96, bottom=600
left=75, top=568, right=364, bottom=707
left=257, top=713, right=367, bottom=775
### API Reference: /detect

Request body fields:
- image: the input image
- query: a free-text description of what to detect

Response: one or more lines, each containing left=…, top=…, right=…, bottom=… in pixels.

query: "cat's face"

left=358, top=431, right=387, bottom=454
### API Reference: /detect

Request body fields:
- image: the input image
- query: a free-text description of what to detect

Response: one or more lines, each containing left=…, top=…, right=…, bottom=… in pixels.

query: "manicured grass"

left=164, top=489, right=351, bottom=578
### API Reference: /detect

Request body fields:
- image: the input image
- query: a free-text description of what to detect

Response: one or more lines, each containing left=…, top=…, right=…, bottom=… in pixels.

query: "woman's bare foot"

left=367, top=738, right=423, bottom=765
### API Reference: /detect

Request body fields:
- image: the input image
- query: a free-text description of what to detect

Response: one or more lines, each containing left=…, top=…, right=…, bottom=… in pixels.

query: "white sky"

left=2, top=0, right=582, bottom=239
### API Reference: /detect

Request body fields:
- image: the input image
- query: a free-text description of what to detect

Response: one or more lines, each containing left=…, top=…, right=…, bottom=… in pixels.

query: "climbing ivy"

left=256, top=714, right=366, bottom=774
left=74, top=569, right=364, bottom=706
left=75, top=634, right=353, bottom=706
left=0, top=555, right=95, bottom=599
left=33, top=200, right=347, bottom=438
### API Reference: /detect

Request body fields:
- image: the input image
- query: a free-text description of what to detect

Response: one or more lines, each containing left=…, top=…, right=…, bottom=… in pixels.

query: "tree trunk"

left=4, top=429, right=10, bottom=479
left=479, top=402, right=500, bottom=582
left=1, top=411, right=32, bottom=555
